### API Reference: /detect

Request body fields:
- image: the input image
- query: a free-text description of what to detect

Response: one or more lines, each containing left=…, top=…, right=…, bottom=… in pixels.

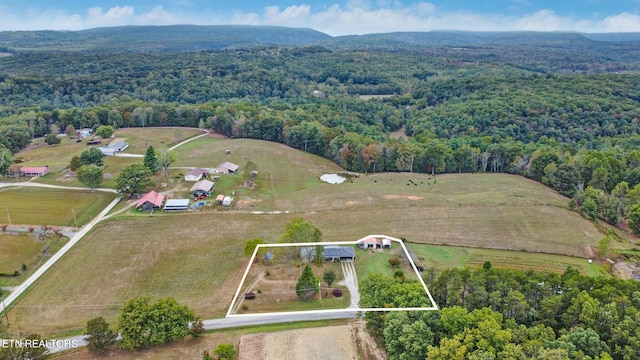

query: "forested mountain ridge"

left=0, top=25, right=332, bottom=53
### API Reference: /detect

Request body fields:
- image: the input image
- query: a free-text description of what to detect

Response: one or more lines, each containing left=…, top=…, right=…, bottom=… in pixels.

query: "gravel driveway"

left=339, top=261, right=360, bottom=309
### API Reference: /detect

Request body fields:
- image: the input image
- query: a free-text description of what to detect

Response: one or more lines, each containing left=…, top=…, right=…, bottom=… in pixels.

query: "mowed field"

left=0, top=234, right=41, bottom=274
left=0, top=187, right=116, bottom=226
left=6, top=137, right=612, bottom=336
left=112, top=127, right=204, bottom=154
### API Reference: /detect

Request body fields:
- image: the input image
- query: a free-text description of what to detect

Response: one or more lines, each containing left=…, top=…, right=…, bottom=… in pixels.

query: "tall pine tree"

left=143, top=146, right=160, bottom=173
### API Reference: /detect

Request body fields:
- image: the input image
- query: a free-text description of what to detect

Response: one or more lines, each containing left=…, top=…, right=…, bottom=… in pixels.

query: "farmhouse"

left=99, top=141, right=128, bottom=156
left=136, top=190, right=165, bottom=211
left=190, top=180, right=214, bottom=196
left=20, top=166, right=49, bottom=177
left=185, top=168, right=209, bottom=182
left=359, top=236, right=381, bottom=249
left=216, top=161, right=239, bottom=174
left=323, top=246, right=356, bottom=262
left=301, top=246, right=356, bottom=262
left=163, top=199, right=190, bottom=211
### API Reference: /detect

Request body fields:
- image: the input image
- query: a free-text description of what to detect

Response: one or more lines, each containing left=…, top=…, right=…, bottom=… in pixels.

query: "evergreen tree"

left=143, top=146, right=160, bottom=173
left=296, top=264, right=318, bottom=301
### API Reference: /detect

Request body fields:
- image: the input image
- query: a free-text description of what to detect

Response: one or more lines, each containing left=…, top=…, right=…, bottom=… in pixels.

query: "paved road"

left=47, top=310, right=358, bottom=354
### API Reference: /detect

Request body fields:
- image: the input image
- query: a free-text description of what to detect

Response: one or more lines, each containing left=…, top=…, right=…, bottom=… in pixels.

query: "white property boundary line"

left=226, top=234, right=439, bottom=318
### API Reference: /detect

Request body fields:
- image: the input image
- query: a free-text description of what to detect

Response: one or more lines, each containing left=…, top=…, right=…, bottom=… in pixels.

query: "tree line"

left=360, top=266, right=640, bottom=359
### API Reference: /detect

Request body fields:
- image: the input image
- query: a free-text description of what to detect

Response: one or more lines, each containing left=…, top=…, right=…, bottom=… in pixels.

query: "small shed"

left=136, top=190, right=165, bottom=211
left=359, top=236, right=381, bottom=249
left=222, top=196, right=232, bottom=207
left=216, top=161, right=239, bottom=174
left=185, top=168, right=208, bottom=182
left=164, top=199, right=190, bottom=211
left=381, top=239, right=392, bottom=249
left=215, top=194, right=225, bottom=205
left=190, top=180, right=214, bottom=196
left=323, top=246, right=356, bottom=262
left=20, top=166, right=49, bottom=177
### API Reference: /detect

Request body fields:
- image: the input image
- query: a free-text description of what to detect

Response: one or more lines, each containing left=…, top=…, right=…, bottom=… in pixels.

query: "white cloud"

left=601, top=12, right=640, bottom=32
left=0, top=3, right=639, bottom=35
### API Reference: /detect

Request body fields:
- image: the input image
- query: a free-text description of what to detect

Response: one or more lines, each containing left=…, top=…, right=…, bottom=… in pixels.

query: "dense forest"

left=360, top=266, right=640, bottom=359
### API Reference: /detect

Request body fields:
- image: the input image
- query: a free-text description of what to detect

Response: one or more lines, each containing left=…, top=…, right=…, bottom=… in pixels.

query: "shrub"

left=0, top=224, right=7, bottom=231
left=388, top=257, right=401, bottom=267
left=332, top=288, right=343, bottom=297
left=28, top=226, right=34, bottom=233
left=241, top=305, right=248, bottom=311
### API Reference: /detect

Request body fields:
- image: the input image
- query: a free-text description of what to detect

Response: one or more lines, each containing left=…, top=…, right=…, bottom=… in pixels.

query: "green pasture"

left=113, top=127, right=204, bottom=154
left=0, top=187, right=116, bottom=227
left=0, top=233, right=69, bottom=287
left=0, top=234, right=41, bottom=275
left=13, top=136, right=86, bottom=174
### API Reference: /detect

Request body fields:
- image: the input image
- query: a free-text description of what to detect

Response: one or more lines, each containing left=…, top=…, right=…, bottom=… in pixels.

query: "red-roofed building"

left=20, top=166, right=49, bottom=177
left=136, top=190, right=165, bottom=211
left=359, top=236, right=381, bottom=249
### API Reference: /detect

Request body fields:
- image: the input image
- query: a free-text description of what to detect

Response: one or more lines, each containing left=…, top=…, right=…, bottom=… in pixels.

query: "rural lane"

left=0, top=182, right=120, bottom=313
left=47, top=310, right=358, bottom=354
left=113, top=130, right=209, bottom=158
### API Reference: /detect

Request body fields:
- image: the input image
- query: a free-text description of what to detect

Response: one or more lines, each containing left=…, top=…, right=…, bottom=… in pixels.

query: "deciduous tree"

left=95, top=125, right=114, bottom=138
left=85, top=317, right=117, bottom=354
left=46, top=134, right=61, bottom=145
left=115, top=163, right=154, bottom=197
left=158, top=147, right=176, bottom=178
left=80, top=147, right=104, bottom=167
left=323, top=269, right=337, bottom=287
left=0, top=145, right=12, bottom=177
left=118, top=295, right=195, bottom=351
left=77, top=164, right=103, bottom=191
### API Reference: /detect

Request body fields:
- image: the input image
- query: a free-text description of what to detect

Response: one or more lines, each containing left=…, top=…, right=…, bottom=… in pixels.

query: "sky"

left=0, top=1, right=639, bottom=36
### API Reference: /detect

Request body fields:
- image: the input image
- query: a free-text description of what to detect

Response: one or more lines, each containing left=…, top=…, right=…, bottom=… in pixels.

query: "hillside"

left=0, top=25, right=331, bottom=53
left=6, top=132, right=609, bottom=334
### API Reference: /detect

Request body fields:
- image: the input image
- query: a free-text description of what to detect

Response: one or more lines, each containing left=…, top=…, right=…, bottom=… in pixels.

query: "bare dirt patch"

left=384, top=194, right=425, bottom=200
left=238, top=321, right=385, bottom=360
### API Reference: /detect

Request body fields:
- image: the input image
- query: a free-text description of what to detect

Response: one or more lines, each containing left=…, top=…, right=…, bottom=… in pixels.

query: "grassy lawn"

left=0, top=234, right=41, bottom=275
left=0, top=233, right=69, bottom=287
left=13, top=136, right=86, bottom=174
left=407, top=243, right=607, bottom=276
left=8, top=214, right=251, bottom=335
left=0, top=187, right=116, bottom=227
left=113, top=127, right=204, bottom=154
